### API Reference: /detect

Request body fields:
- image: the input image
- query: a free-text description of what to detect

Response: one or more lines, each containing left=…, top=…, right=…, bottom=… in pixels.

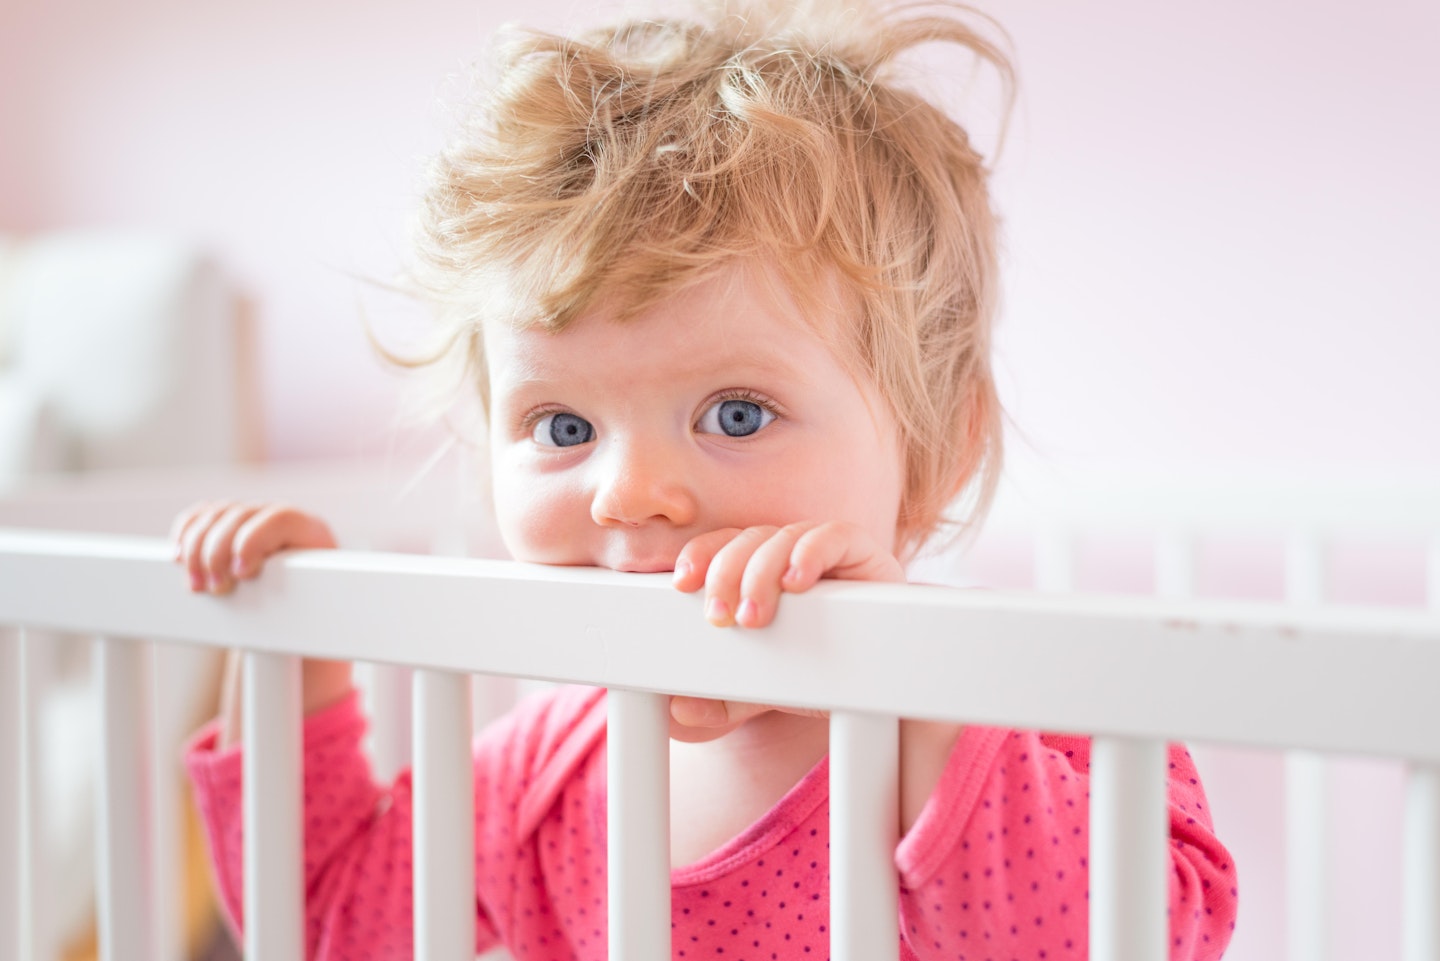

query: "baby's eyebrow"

left=491, top=360, right=568, bottom=398
left=504, top=350, right=815, bottom=392
left=669, top=345, right=818, bottom=385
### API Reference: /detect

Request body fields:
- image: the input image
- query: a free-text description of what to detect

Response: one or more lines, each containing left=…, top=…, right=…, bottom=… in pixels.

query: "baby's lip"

left=604, top=550, right=680, bottom=574
left=599, top=540, right=683, bottom=574
left=611, top=560, right=677, bottom=574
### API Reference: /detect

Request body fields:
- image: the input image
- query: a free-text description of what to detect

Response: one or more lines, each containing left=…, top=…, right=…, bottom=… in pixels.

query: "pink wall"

left=3, top=0, right=1435, bottom=473
left=2, top=0, right=581, bottom=459
left=989, top=0, right=1440, bottom=479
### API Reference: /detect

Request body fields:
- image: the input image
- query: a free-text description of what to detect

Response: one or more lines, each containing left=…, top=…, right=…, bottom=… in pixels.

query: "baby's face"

left=484, top=263, right=905, bottom=572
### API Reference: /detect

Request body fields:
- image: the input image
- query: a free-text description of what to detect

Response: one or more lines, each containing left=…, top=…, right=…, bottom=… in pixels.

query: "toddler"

left=176, top=2, right=1238, bottom=958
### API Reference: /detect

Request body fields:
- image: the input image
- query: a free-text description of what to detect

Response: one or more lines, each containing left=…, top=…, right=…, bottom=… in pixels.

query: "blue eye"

left=533, top=412, right=594, bottom=447
left=697, top=399, right=775, bottom=437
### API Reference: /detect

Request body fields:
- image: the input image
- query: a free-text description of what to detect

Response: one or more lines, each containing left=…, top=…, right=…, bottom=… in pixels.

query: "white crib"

left=1, top=462, right=1437, bottom=961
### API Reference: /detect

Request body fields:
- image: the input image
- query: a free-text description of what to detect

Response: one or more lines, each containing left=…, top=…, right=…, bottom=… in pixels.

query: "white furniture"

left=0, top=229, right=247, bottom=488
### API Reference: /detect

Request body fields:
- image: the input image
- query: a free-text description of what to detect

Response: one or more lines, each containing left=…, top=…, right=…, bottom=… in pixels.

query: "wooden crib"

left=1, top=461, right=1437, bottom=961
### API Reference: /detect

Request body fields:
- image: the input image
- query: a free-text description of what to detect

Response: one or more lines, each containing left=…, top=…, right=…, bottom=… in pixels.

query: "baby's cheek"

left=491, top=472, right=587, bottom=564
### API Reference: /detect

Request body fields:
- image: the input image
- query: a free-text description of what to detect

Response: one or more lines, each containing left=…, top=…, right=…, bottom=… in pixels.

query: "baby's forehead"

left=482, top=262, right=865, bottom=387
left=502, top=258, right=862, bottom=351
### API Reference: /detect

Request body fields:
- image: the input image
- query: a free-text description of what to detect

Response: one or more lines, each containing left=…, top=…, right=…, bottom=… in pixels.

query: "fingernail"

left=735, top=597, right=758, bottom=626
left=704, top=596, right=731, bottom=625
left=782, top=565, right=802, bottom=586
left=188, top=572, right=204, bottom=592
left=672, top=559, right=691, bottom=583
left=231, top=557, right=246, bottom=577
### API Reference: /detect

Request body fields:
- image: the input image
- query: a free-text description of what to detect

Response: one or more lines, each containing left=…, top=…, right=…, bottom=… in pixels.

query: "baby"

left=175, top=2, right=1238, bottom=958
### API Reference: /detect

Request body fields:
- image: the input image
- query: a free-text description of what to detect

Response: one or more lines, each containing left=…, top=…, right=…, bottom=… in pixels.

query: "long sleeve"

left=896, top=727, right=1238, bottom=960
left=184, top=690, right=505, bottom=960
left=183, top=685, right=612, bottom=961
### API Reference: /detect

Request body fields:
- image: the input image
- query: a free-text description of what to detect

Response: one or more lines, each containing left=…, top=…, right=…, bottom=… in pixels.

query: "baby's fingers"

left=672, top=528, right=744, bottom=594
left=199, top=503, right=266, bottom=593
left=669, top=696, right=769, bottom=732
left=735, top=523, right=819, bottom=627
left=175, top=502, right=238, bottom=592
left=700, top=526, right=787, bottom=627
left=169, top=501, right=215, bottom=554
left=669, top=696, right=827, bottom=739
left=785, top=522, right=906, bottom=590
left=172, top=502, right=336, bottom=595
left=231, top=506, right=336, bottom=580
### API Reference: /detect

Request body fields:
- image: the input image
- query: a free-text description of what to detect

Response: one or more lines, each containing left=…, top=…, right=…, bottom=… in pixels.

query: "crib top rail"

left=3, top=526, right=1437, bottom=762
left=982, top=463, right=1440, bottom=535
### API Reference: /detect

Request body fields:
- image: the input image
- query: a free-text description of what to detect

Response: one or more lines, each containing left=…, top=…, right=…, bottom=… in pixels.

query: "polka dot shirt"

left=187, top=686, right=1238, bottom=960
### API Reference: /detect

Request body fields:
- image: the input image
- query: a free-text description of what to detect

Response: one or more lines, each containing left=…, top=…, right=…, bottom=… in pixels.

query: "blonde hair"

left=407, top=0, right=1012, bottom=557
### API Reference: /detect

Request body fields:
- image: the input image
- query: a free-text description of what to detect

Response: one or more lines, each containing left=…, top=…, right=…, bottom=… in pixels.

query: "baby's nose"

left=590, top=446, right=697, bottom=528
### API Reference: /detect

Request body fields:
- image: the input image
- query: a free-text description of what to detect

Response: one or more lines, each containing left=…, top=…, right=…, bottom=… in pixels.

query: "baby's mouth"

left=610, top=560, right=677, bottom=574
left=600, top=543, right=682, bottom=574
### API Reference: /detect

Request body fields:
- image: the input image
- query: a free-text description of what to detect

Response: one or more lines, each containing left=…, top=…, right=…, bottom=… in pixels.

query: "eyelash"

left=517, top=404, right=571, bottom=440
left=699, top=389, right=783, bottom=427
left=515, top=390, right=783, bottom=440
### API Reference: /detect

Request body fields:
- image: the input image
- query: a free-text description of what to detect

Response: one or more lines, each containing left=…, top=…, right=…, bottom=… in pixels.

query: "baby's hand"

left=171, top=502, right=336, bottom=595
left=671, top=521, right=904, bottom=628
left=667, top=522, right=903, bottom=734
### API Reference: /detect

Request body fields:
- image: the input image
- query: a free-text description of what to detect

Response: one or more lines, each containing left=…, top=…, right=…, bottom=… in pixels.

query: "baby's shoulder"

left=1034, top=730, right=1093, bottom=772
left=477, top=684, right=606, bottom=769
left=474, top=684, right=608, bottom=837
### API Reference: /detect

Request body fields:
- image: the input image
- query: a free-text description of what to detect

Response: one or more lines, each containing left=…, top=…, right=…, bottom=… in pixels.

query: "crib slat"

left=607, top=689, right=671, bottom=961
left=1285, top=529, right=1329, bottom=961
left=1285, top=752, right=1328, bottom=961
left=93, top=635, right=158, bottom=960
left=0, top=628, right=21, bottom=961
left=1090, top=735, right=1168, bottom=961
left=1409, top=564, right=1440, bottom=961
left=1405, top=763, right=1440, bottom=961
left=413, top=669, right=476, bottom=960
left=150, top=644, right=186, bottom=961
left=243, top=651, right=304, bottom=961
left=830, top=711, right=899, bottom=961
left=20, top=628, right=53, bottom=961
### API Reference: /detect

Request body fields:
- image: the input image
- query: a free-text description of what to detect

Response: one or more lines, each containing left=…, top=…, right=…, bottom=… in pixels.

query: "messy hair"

left=406, top=0, right=1012, bottom=557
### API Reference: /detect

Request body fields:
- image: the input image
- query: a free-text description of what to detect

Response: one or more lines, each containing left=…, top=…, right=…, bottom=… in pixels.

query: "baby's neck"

left=667, top=711, right=829, bottom=869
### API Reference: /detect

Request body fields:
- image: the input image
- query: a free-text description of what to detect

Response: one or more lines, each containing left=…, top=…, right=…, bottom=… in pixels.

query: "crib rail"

left=3, top=527, right=1440, bottom=961
left=4, top=528, right=1437, bottom=756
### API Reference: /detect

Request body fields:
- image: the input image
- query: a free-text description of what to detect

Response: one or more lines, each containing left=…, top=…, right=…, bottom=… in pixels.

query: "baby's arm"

left=895, top=731, right=1238, bottom=959
left=171, top=502, right=352, bottom=748
left=176, top=501, right=516, bottom=958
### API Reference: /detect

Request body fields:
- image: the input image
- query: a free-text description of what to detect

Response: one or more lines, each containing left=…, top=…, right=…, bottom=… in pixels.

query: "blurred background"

left=2, top=0, right=1436, bottom=959
left=4, top=0, right=1435, bottom=474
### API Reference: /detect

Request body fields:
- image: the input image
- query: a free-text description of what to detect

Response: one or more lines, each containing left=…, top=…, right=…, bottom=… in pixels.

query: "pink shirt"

left=186, top=686, right=1237, bottom=960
